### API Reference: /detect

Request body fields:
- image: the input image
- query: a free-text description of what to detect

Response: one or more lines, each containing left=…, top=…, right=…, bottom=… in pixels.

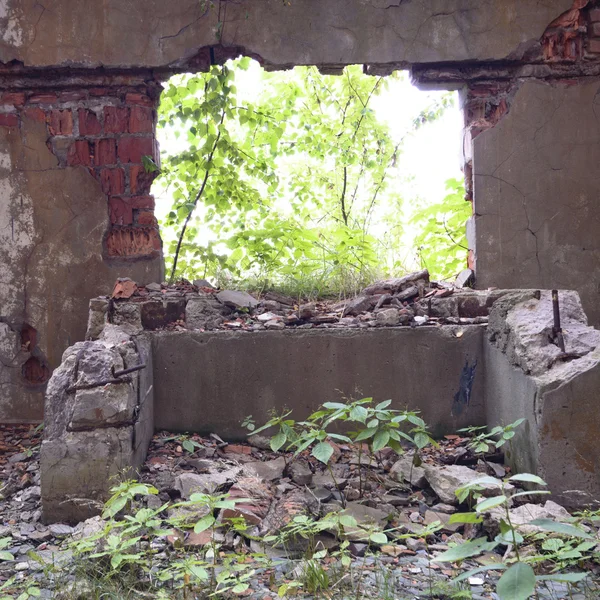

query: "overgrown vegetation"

left=156, top=59, right=468, bottom=296
left=3, top=406, right=599, bottom=599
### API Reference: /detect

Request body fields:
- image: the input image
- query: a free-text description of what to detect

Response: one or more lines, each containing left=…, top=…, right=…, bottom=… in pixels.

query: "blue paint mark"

left=452, top=359, right=477, bottom=416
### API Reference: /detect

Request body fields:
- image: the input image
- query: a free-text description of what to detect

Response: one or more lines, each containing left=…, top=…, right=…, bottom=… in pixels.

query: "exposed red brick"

left=94, top=138, right=117, bottom=165
left=118, top=136, right=154, bottom=164
left=78, top=109, right=102, bottom=135
left=28, top=92, right=58, bottom=104
left=104, top=106, right=129, bottom=134
left=135, top=210, right=157, bottom=226
left=67, top=140, right=91, bottom=166
left=125, top=93, right=154, bottom=107
left=130, top=195, right=155, bottom=209
left=23, top=107, right=46, bottom=122
left=224, top=444, right=252, bottom=455
left=105, top=226, right=161, bottom=257
left=588, top=38, right=600, bottom=53
left=89, top=87, right=113, bottom=97
left=129, top=105, right=154, bottom=133
left=100, top=168, right=125, bottom=195
left=0, top=113, right=18, bottom=127
left=129, top=164, right=157, bottom=195
left=467, top=249, right=476, bottom=271
left=590, top=7, right=600, bottom=22
left=0, top=92, right=25, bottom=106
left=48, top=110, right=73, bottom=136
left=59, top=90, right=87, bottom=102
left=109, top=196, right=133, bottom=225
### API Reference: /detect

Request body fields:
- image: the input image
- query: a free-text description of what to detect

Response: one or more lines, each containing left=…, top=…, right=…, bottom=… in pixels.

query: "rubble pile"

left=2, top=425, right=599, bottom=598
left=90, top=269, right=513, bottom=337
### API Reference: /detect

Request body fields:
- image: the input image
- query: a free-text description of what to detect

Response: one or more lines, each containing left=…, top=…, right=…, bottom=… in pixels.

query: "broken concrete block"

left=185, top=294, right=226, bottom=330
left=376, top=308, right=400, bottom=326
left=111, top=302, right=143, bottom=334
left=216, top=290, right=258, bottom=310
left=69, top=383, right=136, bottom=430
left=390, top=453, right=427, bottom=488
left=86, top=297, right=108, bottom=340
left=423, top=464, right=504, bottom=505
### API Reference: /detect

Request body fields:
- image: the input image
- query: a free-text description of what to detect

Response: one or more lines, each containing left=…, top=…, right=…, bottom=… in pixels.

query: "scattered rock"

left=423, top=464, right=505, bottom=505
left=287, top=461, right=313, bottom=486
left=245, top=457, right=286, bottom=481
left=390, top=454, right=427, bottom=488
left=376, top=308, right=400, bottom=326
left=216, top=290, right=259, bottom=310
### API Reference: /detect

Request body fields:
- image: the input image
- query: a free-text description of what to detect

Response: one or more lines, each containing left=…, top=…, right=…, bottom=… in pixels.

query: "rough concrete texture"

left=474, top=80, right=600, bottom=326
left=0, top=0, right=571, bottom=69
left=485, top=290, right=600, bottom=508
left=150, top=326, right=486, bottom=440
left=0, top=115, right=161, bottom=423
left=40, top=324, right=153, bottom=523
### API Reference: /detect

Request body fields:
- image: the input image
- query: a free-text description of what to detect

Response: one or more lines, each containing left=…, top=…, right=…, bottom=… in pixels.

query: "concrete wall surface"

left=150, top=326, right=486, bottom=440
left=0, top=114, right=161, bottom=423
left=474, top=80, right=600, bottom=325
left=484, top=290, right=600, bottom=508
left=0, top=0, right=570, bottom=69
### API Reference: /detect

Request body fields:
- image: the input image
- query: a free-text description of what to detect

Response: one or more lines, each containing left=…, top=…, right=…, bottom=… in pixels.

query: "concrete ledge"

left=150, top=326, right=486, bottom=439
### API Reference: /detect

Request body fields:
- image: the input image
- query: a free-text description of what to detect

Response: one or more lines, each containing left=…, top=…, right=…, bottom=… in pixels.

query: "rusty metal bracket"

left=551, top=289, right=566, bottom=354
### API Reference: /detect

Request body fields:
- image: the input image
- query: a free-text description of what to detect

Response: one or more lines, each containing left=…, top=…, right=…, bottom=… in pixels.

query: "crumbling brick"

left=129, top=105, right=154, bottom=133
left=48, top=110, right=73, bottom=136
left=94, top=138, right=117, bottom=165
left=28, top=92, right=58, bottom=104
left=105, top=226, right=161, bottom=257
left=0, top=113, right=18, bottom=127
left=129, top=164, right=156, bottom=195
left=125, top=93, right=154, bottom=107
left=100, top=168, right=125, bottom=195
left=1, top=92, right=25, bottom=106
left=67, top=140, right=91, bottom=166
left=109, top=196, right=134, bottom=225
left=118, top=136, right=154, bottom=163
left=104, top=106, right=129, bottom=133
left=78, top=109, right=102, bottom=135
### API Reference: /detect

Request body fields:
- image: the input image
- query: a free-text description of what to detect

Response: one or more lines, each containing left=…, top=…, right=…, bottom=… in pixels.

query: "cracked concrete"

left=474, top=80, right=600, bottom=326
left=0, top=115, right=161, bottom=421
left=0, top=0, right=572, bottom=70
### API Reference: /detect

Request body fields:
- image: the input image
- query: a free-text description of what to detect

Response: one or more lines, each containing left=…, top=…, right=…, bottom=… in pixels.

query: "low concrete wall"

left=150, top=326, right=486, bottom=440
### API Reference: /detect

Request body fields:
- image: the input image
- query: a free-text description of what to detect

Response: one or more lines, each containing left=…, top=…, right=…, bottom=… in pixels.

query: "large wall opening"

left=153, top=59, right=466, bottom=299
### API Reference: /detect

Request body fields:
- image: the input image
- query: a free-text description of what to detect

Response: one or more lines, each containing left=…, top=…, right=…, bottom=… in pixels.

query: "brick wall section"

left=0, top=84, right=162, bottom=260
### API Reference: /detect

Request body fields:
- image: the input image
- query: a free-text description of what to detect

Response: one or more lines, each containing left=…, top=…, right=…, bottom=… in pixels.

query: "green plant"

left=458, top=418, right=525, bottom=455
left=434, top=473, right=591, bottom=600
left=158, top=58, right=456, bottom=293
left=102, top=479, right=159, bottom=519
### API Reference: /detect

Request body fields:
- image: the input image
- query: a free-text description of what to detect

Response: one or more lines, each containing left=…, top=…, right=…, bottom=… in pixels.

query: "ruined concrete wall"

left=40, top=325, right=154, bottom=524
left=0, top=84, right=163, bottom=422
left=484, top=290, right=600, bottom=508
left=150, top=327, right=486, bottom=440
left=0, top=0, right=571, bottom=70
left=472, top=80, right=600, bottom=326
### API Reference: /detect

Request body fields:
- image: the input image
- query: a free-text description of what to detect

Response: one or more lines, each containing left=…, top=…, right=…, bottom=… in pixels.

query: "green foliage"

left=411, top=177, right=471, bottom=280
left=436, top=473, right=590, bottom=600
left=458, top=418, right=526, bottom=455
left=157, top=59, right=463, bottom=293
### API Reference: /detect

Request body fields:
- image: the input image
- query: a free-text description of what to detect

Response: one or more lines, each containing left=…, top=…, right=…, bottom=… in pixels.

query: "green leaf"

left=349, top=405, right=368, bottom=423
left=536, top=573, right=588, bottom=583
left=452, top=563, right=508, bottom=583
left=0, top=552, right=13, bottom=561
left=496, top=563, right=535, bottom=600
left=432, top=537, right=499, bottom=563
left=354, top=427, right=377, bottom=442
left=528, top=519, right=594, bottom=539
left=270, top=431, right=287, bottom=452
left=413, top=432, right=430, bottom=449
left=311, top=442, right=334, bottom=464
left=194, top=514, right=216, bottom=533
left=508, top=474, right=546, bottom=486
left=372, top=430, right=390, bottom=452
left=375, top=400, right=392, bottom=410
left=369, top=532, right=387, bottom=545
left=476, top=495, right=507, bottom=513
left=448, top=512, right=483, bottom=525
left=182, top=439, right=195, bottom=453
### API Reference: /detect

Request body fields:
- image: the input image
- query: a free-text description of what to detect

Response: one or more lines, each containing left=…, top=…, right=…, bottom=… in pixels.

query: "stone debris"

left=84, top=271, right=525, bottom=340
left=2, top=424, right=599, bottom=599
